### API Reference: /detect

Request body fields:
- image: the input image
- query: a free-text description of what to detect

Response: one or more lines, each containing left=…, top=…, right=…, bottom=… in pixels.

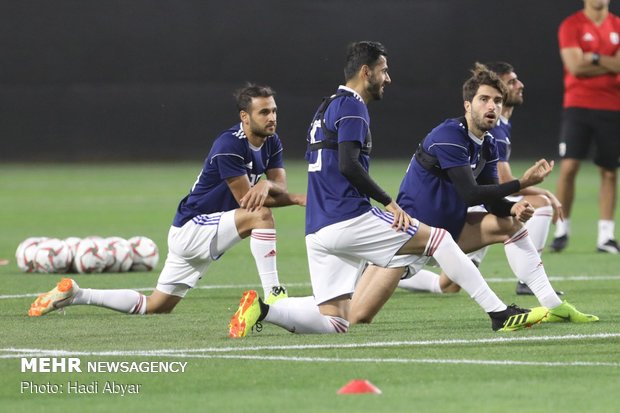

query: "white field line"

left=2, top=334, right=618, bottom=368
left=3, top=275, right=620, bottom=300
left=2, top=332, right=619, bottom=359
left=2, top=352, right=618, bottom=367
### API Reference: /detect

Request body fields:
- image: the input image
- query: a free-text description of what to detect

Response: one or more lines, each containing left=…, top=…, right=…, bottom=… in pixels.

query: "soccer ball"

left=33, top=238, right=73, bottom=273
left=86, top=236, right=114, bottom=270
left=105, top=236, right=134, bottom=272
left=16, top=237, right=48, bottom=272
left=73, top=238, right=109, bottom=274
left=64, top=237, right=82, bottom=258
left=128, top=236, right=159, bottom=271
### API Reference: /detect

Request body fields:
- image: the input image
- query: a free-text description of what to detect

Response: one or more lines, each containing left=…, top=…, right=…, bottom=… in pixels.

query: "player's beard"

left=471, top=109, right=497, bottom=132
left=249, top=120, right=276, bottom=138
left=505, top=93, right=523, bottom=108
left=367, top=74, right=384, bottom=101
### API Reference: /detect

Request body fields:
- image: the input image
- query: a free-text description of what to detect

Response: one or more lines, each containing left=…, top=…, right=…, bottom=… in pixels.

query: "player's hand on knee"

left=547, top=192, right=564, bottom=223
left=240, top=180, right=271, bottom=211
left=385, top=201, right=413, bottom=232
left=511, top=200, right=535, bottom=223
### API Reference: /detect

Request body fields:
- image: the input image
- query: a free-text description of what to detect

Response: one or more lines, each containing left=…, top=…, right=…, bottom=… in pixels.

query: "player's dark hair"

left=462, top=63, right=508, bottom=103
left=483, top=61, right=514, bottom=77
left=343, top=41, right=388, bottom=81
left=234, top=83, right=276, bottom=112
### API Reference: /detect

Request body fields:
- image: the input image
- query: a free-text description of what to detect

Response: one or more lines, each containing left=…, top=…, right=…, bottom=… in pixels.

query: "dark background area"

left=1, top=0, right=617, bottom=162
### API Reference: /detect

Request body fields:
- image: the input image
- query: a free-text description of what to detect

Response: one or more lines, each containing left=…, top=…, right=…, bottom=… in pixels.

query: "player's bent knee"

left=349, top=311, right=374, bottom=324
left=528, top=194, right=551, bottom=209
left=498, top=216, right=522, bottom=235
left=251, top=206, right=274, bottom=227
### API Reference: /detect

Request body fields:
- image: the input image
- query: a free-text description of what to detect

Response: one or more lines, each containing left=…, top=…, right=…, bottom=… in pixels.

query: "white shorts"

left=156, top=210, right=241, bottom=297
left=306, top=207, right=428, bottom=304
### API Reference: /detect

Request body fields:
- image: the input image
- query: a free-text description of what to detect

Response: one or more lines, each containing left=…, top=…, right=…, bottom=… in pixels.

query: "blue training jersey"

left=172, top=123, right=284, bottom=227
left=397, top=118, right=500, bottom=239
left=491, top=116, right=512, bottom=162
left=304, top=86, right=373, bottom=235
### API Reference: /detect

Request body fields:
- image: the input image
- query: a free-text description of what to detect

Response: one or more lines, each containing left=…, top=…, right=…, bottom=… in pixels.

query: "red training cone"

left=337, top=379, right=382, bottom=395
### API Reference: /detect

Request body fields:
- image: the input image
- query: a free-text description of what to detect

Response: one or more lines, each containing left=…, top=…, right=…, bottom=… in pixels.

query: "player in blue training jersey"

left=349, top=64, right=598, bottom=326
left=399, top=61, right=565, bottom=296
left=29, top=84, right=305, bottom=318
left=229, top=42, right=550, bottom=338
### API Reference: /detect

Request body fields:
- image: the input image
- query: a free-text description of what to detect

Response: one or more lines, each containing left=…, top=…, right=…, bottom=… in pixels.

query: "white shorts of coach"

left=156, top=209, right=240, bottom=297
left=306, top=208, right=430, bottom=305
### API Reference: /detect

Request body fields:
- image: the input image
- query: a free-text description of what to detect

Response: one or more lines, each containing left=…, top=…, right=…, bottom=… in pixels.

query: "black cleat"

left=549, top=235, right=568, bottom=253
left=515, top=281, right=563, bottom=296
left=597, top=239, right=619, bottom=254
left=488, top=304, right=547, bottom=332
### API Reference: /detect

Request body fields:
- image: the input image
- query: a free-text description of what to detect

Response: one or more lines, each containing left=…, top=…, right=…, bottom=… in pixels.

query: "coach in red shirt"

left=552, top=0, right=620, bottom=254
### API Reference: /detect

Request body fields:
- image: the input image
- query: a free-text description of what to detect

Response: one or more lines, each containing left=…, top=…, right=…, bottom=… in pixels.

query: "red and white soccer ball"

left=73, top=238, right=109, bottom=274
left=128, top=236, right=159, bottom=271
left=33, top=238, right=73, bottom=273
left=86, top=236, right=114, bottom=270
left=16, top=237, right=48, bottom=272
left=64, top=236, right=82, bottom=259
left=105, top=236, right=134, bottom=272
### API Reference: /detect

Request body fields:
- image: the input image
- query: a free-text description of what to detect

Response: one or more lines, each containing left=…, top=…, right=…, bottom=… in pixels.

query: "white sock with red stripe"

left=426, top=227, right=505, bottom=312
left=525, top=205, right=552, bottom=254
left=71, top=288, right=147, bottom=314
left=397, top=269, right=442, bottom=293
left=250, top=229, right=279, bottom=296
left=504, top=227, right=562, bottom=308
left=264, top=296, right=349, bottom=334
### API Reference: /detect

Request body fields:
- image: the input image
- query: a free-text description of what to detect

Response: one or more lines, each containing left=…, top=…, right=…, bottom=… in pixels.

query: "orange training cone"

left=337, top=379, right=382, bottom=395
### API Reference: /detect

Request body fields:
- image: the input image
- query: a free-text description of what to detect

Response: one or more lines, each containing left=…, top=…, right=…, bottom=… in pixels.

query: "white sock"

left=525, top=205, right=552, bottom=254
left=398, top=269, right=442, bottom=293
left=250, top=229, right=279, bottom=296
left=426, top=227, right=505, bottom=313
left=554, top=218, right=570, bottom=238
left=264, top=296, right=349, bottom=334
left=598, top=220, right=615, bottom=245
left=71, top=287, right=147, bottom=314
left=504, top=228, right=562, bottom=308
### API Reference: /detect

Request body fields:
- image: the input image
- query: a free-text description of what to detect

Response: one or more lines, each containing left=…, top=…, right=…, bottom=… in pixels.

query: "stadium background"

left=1, top=0, right=618, bottom=162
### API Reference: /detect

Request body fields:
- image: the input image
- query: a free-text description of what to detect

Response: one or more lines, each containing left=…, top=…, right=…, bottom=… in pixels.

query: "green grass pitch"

left=0, top=160, right=618, bottom=413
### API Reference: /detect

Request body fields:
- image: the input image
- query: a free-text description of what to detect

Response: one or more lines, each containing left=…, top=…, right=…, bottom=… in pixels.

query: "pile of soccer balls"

left=15, top=236, right=159, bottom=274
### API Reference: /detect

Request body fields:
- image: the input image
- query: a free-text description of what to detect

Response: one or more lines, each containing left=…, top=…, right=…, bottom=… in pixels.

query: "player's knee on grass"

left=348, top=307, right=375, bottom=324
left=439, top=273, right=461, bottom=293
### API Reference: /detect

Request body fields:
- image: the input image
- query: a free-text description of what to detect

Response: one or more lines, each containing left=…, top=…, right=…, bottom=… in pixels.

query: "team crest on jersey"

left=582, top=32, right=594, bottom=42
left=611, top=32, right=619, bottom=45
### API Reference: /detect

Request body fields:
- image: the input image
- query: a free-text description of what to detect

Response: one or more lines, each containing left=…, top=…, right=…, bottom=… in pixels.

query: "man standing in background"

left=552, top=0, right=620, bottom=253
